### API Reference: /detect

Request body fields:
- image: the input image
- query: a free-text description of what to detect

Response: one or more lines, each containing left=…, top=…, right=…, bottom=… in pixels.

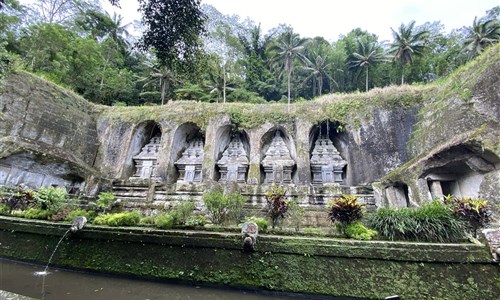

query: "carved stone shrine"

left=217, top=136, right=249, bottom=183
left=310, top=137, right=347, bottom=183
left=261, top=131, right=295, bottom=184
left=175, top=139, right=204, bottom=183
left=131, top=136, right=161, bottom=179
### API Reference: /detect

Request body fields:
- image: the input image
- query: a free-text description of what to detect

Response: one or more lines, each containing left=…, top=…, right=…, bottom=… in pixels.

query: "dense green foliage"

left=368, top=200, right=466, bottom=242
left=65, top=208, right=97, bottom=222
left=446, top=196, right=490, bottom=237
left=344, top=222, right=378, bottom=240
left=93, top=211, right=141, bottom=226
left=245, top=216, right=269, bottom=232
left=202, top=188, right=245, bottom=225
left=35, top=186, right=67, bottom=211
left=264, top=185, right=289, bottom=228
left=1, top=1, right=497, bottom=104
left=328, top=194, right=364, bottom=226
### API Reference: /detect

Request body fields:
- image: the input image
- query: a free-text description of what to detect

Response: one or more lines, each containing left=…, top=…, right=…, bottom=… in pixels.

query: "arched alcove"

left=309, top=120, right=347, bottom=184
left=421, top=145, right=498, bottom=199
left=170, top=122, right=205, bottom=184
left=213, top=125, right=250, bottom=183
left=260, top=127, right=297, bottom=184
left=124, top=121, right=162, bottom=180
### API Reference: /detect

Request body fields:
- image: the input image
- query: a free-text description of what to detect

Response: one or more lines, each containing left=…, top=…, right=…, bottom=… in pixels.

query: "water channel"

left=0, top=258, right=337, bottom=300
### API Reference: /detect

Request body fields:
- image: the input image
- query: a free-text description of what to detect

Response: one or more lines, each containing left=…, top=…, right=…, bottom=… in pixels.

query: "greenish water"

left=0, top=258, right=340, bottom=300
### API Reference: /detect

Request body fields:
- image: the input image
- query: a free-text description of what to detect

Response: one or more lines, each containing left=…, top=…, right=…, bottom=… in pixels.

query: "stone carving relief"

left=310, top=137, right=347, bottom=183
left=217, top=136, right=249, bottom=183
left=131, top=136, right=161, bottom=179
left=261, top=131, right=295, bottom=184
left=175, top=139, right=204, bottom=183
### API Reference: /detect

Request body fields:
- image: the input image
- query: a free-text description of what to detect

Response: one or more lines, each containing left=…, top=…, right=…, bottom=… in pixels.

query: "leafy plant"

left=448, top=197, right=490, bottom=238
left=23, top=208, right=53, bottom=220
left=368, top=200, right=465, bottom=242
left=185, top=215, right=207, bottom=227
left=203, top=188, right=245, bottom=225
left=264, top=185, right=289, bottom=229
left=0, top=204, right=9, bottom=214
left=139, top=215, right=156, bottom=226
left=93, top=211, right=141, bottom=227
left=2, top=187, right=37, bottom=213
left=328, top=195, right=364, bottom=234
left=97, top=192, right=116, bottom=212
left=170, top=201, right=196, bottom=225
left=345, top=222, right=377, bottom=240
left=287, top=200, right=305, bottom=232
left=245, top=216, right=269, bottom=232
left=154, top=212, right=176, bottom=229
left=36, top=186, right=67, bottom=211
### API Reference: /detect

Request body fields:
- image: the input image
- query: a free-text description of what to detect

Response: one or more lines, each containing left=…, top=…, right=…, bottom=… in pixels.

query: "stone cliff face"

left=0, top=45, right=498, bottom=213
left=0, top=72, right=99, bottom=192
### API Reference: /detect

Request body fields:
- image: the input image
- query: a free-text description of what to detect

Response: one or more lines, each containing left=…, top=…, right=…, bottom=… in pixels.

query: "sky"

left=103, top=0, right=499, bottom=42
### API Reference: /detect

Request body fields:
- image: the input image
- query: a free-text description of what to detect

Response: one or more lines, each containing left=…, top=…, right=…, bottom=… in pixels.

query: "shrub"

left=264, top=185, right=289, bottom=228
left=368, top=200, right=465, bottom=242
left=0, top=204, right=9, bottom=214
left=245, top=216, right=269, bottom=232
left=50, top=207, right=72, bottom=221
left=65, top=208, right=97, bottom=222
left=287, top=200, right=305, bottom=232
left=155, top=212, right=176, bottom=229
left=2, top=187, right=37, bottom=212
left=345, top=222, right=378, bottom=240
left=93, top=211, right=141, bottom=227
left=185, top=215, right=207, bottom=227
left=328, top=195, right=364, bottom=226
left=203, top=188, right=245, bottom=225
left=97, top=192, right=116, bottom=212
left=449, top=197, right=490, bottom=238
left=23, top=208, right=53, bottom=220
left=36, top=186, right=67, bottom=211
left=303, top=227, right=322, bottom=236
left=139, top=215, right=156, bottom=226
left=170, top=201, right=196, bottom=225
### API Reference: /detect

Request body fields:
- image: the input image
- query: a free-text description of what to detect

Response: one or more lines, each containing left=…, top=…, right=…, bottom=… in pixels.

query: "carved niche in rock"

left=217, top=136, right=249, bottom=183
left=310, top=137, right=347, bottom=183
left=131, top=136, right=161, bottom=179
left=261, top=131, right=295, bottom=184
left=175, top=139, right=204, bottom=183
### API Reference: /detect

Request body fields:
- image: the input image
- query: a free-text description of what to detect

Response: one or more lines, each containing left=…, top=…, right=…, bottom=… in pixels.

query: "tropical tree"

left=463, top=17, right=500, bottom=59
left=390, top=21, right=429, bottom=84
left=137, top=0, right=206, bottom=71
left=140, top=62, right=177, bottom=105
left=349, top=39, right=387, bottom=92
left=271, top=30, right=309, bottom=108
left=302, top=52, right=336, bottom=96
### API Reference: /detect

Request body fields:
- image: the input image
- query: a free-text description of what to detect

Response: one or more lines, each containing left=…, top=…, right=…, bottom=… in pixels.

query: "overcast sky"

left=103, top=0, right=498, bottom=42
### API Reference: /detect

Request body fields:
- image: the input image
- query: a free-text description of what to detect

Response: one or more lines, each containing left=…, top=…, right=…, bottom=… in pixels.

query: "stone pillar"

left=295, top=119, right=312, bottom=184
left=429, top=181, right=444, bottom=199
left=155, top=122, right=175, bottom=183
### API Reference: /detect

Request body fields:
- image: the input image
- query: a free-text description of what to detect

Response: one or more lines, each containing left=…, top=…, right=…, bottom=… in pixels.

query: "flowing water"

left=0, top=258, right=340, bottom=300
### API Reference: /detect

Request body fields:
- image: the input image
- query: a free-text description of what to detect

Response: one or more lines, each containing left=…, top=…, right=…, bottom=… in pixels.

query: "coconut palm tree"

left=302, top=53, right=337, bottom=96
left=463, top=17, right=500, bottom=59
left=349, top=39, right=387, bottom=92
left=140, top=62, right=177, bottom=105
left=390, top=21, right=429, bottom=84
left=271, top=30, right=309, bottom=108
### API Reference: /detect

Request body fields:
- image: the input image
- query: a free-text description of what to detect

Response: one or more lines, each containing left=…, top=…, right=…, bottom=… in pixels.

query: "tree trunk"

left=160, top=78, right=165, bottom=105
left=365, top=66, right=369, bottom=92
left=223, top=64, right=226, bottom=103
left=287, top=69, right=291, bottom=111
left=401, top=66, right=405, bottom=85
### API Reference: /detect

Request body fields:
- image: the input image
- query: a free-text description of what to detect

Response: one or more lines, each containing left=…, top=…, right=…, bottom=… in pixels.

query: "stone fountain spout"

left=241, top=222, right=258, bottom=252
left=70, top=216, right=87, bottom=232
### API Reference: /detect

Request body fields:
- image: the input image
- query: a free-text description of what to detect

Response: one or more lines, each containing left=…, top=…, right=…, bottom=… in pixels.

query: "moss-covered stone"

left=1, top=217, right=498, bottom=300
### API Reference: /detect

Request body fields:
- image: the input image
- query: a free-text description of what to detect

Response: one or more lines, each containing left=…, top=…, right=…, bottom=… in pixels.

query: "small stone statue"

left=241, top=222, right=258, bottom=252
left=70, top=216, right=87, bottom=232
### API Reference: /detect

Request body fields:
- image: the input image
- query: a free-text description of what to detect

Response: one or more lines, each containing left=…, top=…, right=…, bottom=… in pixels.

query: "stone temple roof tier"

left=261, top=131, right=295, bottom=167
left=175, top=139, right=205, bottom=166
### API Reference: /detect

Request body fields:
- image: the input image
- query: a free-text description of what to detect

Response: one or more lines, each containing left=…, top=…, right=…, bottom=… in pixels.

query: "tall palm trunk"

left=160, top=78, right=165, bottom=105
left=223, top=64, right=226, bottom=103
left=365, top=66, right=369, bottom=92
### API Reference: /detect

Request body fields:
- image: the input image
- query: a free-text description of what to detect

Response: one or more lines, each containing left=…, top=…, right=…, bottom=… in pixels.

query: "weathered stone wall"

left=1, top=217, right=498, bottom=300
left=0, top=72, right=99, bottom=190
left=382, top=44, right=500, bottom=214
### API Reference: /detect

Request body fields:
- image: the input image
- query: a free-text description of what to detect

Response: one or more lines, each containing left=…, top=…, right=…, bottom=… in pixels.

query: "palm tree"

left=463, top=17, right=500, bottom=59
left=271, top=30, right=309, bottom=108
left=302, top=53, right=337, bottom=96
left=140, top=62, right=177, bottom=105
left=106, top=12, right=132, bottom=49
left=390, top=21, right=429, bottom=84
left=349, top=39, right=387, bottom=92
